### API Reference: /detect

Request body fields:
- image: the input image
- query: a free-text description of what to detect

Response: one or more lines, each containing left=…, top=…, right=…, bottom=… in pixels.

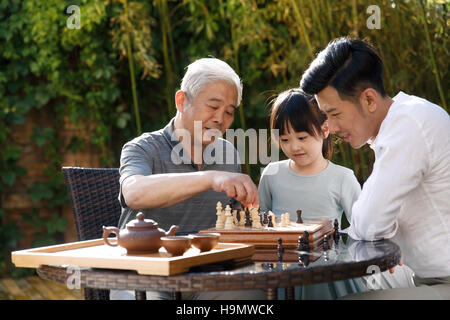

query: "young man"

left=300, top=37, right=450, bottom=299
left=114, top=57, right=265, bottom=300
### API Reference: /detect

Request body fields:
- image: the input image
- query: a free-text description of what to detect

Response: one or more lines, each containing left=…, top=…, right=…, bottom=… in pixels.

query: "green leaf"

left=1, top=171, right=16, bottom=186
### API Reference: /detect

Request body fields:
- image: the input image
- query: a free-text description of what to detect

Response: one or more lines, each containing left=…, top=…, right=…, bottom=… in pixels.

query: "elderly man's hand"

left=207, top=171, right=259, bottom=208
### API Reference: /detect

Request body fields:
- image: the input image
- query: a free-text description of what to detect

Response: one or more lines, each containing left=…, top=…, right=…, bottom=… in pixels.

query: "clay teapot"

left=102, top=212, right=178, bottom=254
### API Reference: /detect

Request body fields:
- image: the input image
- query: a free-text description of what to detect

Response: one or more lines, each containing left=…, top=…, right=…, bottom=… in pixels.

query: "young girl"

left=258, top=88, right=366, bottom=299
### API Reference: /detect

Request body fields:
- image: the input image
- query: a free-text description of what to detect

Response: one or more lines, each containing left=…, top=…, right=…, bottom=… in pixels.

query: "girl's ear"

left=175, top=90, right=187, bottom=113
left=321, top=120, right=330, bottom=139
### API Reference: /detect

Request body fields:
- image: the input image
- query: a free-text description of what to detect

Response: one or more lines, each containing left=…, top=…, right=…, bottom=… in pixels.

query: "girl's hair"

left=270, top=88, right=332, bottom=159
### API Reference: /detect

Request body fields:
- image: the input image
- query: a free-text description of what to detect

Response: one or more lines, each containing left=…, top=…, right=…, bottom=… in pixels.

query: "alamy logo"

left=366, top=5, right=381, bottom=30
left=66, top=5, right=81, bottom=29
left=170, top=121, right=280, bottom=174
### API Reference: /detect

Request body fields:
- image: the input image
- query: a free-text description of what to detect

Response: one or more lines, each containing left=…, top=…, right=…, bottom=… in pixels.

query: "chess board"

left=199, top=218, right=334, bottom=249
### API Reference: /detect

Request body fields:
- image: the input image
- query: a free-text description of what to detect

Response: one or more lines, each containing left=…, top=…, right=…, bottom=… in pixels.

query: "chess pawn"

left=244, top=208, right=252, bottom=227
left=239, top=210, right=246, bottom=227
left=267, top=212, right=274, bottom=228
left=224, top=205, right=234, bottom=230
left=232, top=210, right=238, bottom=225
left=255, top=216, right=263, bottom=229
left=285, top=213, right=291, bottom=226
left=333, top=219, right=340, bottom=242
left=296, top=209, right=303, bottom=224
left=282, top=213, right=290, bottom=227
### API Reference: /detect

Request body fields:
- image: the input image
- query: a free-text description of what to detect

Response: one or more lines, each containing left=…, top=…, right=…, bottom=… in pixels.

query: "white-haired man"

left=113, top=58, right=265, bottom=300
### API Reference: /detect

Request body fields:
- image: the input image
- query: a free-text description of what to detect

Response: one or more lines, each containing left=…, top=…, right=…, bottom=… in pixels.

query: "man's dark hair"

left=300, top=37, right=387, bottom=101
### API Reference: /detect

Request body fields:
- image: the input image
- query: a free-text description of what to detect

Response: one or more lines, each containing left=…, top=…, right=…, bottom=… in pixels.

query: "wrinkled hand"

left=208, top=171, right=259, bottom=208
left=389, top=261, right=403, bottom=274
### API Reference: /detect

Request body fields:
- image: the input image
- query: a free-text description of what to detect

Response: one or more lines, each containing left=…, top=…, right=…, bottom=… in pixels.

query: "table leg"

left=285, top=287, right=294, bottom=300
left=135, top=290, right=147, bottom=300
left=266, top=288, right=278, bottom=300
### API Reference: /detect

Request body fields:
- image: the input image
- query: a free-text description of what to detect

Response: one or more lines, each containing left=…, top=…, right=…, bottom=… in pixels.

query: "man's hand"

left=207, top=171, right=259, bottom=208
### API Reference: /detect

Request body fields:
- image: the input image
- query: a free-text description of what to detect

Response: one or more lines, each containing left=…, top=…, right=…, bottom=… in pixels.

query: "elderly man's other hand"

left=207, top=171, right=259, bottom=208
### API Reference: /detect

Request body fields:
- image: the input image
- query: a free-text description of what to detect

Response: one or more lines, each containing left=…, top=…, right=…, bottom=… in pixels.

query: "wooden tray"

left=199, top=219, right=334, bottom=249
left=11, top=239, right=254, bottom=276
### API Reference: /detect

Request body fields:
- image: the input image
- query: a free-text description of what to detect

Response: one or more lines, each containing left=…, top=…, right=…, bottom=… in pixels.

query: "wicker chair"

left=62, top=167, right=122, bottom=300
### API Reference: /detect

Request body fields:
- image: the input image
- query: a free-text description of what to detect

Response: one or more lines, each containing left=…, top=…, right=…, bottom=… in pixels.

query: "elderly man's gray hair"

left=180, top=58, right=243, bottom=106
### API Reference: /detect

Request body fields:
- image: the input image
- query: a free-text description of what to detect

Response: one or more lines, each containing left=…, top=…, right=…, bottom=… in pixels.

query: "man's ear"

left=175, top=90, right=187, bottom=113
left=359, top=88, right=378, bottom=113
left=321, top=120, right=330, bottom=139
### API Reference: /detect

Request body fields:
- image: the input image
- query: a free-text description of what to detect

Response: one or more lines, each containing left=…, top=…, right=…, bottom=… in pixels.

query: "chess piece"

left=244, top=208, right=252, bottom=227
left=267, top=212, right=274, bottom=228
left=224, top=205, right=234, bottom=229
left=277, top=238, right=284, bottom=254
left=297, top=236, right=303, bottom=251
left=323, top=234, right=330, bottom=251
left=296, top=210, right=303, bottom=224
left=298, top=253, right=310, bottom=267
left=277, top=237, right=284, bottom=261
left=263, top=212, right=269, bottom=225
left=284, top=213, right=291, bottom=227
left=215, top=201, right=224, bottom=229
left=239, top=210, right=246, bottom=226
left=232, top=210, right=238, bottom=225
left=333, top=219, right=340, bottom=242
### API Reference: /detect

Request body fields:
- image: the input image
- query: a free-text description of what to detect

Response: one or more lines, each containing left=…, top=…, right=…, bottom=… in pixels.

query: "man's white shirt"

left=349, top=91, right=450, bottom=278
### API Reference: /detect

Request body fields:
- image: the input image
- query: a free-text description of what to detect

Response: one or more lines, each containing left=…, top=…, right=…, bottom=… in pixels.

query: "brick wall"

left=2, top=107, right=102, bottom=250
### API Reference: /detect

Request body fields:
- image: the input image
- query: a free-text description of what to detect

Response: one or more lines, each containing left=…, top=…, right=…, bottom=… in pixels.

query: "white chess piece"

left=215, top=202, right=224, bottom=229
left=232, top=210, right=238, bottom=225
left=239, top=210, right=246, bottom=227
left=224, top=205, right=234, bottom=229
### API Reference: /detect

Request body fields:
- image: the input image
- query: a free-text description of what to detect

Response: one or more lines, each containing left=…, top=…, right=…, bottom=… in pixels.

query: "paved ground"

left=0, top=276, right=84, bottom=300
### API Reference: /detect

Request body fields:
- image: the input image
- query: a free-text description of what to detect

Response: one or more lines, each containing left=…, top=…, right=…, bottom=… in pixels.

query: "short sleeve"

left=118, top=140, right=156, bottom=207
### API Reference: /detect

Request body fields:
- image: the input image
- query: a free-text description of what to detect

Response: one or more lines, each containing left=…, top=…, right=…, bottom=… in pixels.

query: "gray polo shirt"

left=118, top=118, right=241, bottom=233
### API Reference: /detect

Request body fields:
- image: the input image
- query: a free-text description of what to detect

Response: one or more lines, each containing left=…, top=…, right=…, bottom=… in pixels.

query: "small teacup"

left=188, top=233, right=220, bottom=252
left=160, top=236, right=192, bottom=256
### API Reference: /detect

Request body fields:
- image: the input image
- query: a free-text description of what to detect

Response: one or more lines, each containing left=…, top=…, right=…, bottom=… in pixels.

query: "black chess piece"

left=236, top=210, right=241, bottom=224
left=323, top=234, right=330, bottom=251
left=267, top=215, right=274, bottom=228
left=277, top=238, right=284, bottom=253
left=263, top=212, right=269, bottom=225
left=333, top=219, right=340, bottom=242
left=297, top=236, right=307, bottom=251
left=277, top=237, right=284, bottom=261
left=296, top=210, right=303, bottom=224
left=244, top=208, right=252, bottom=227
left=298, top=253, right=310, bottom=267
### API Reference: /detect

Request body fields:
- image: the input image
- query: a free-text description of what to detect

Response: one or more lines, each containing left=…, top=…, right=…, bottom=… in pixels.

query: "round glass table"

left=36, top=235, right=401, bottom=300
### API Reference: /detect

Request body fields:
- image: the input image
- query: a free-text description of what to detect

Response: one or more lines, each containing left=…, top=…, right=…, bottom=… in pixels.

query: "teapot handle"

left=103, top=226, right=120, bottom=247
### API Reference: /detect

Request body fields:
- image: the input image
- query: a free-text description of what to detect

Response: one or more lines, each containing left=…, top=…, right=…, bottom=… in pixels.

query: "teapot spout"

left=166, top=225, right=179, bottom=236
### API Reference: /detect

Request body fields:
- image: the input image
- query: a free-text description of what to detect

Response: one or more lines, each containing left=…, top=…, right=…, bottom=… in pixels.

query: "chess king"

left=300, top=37, right=450, bottom=299
left=115, top=57, right=264, bottom=300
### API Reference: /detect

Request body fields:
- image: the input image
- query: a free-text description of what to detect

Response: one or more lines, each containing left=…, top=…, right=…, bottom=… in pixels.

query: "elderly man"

left=300, top=37, right=450, bottom=299
left=112, top=57, right=264, bottom=300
